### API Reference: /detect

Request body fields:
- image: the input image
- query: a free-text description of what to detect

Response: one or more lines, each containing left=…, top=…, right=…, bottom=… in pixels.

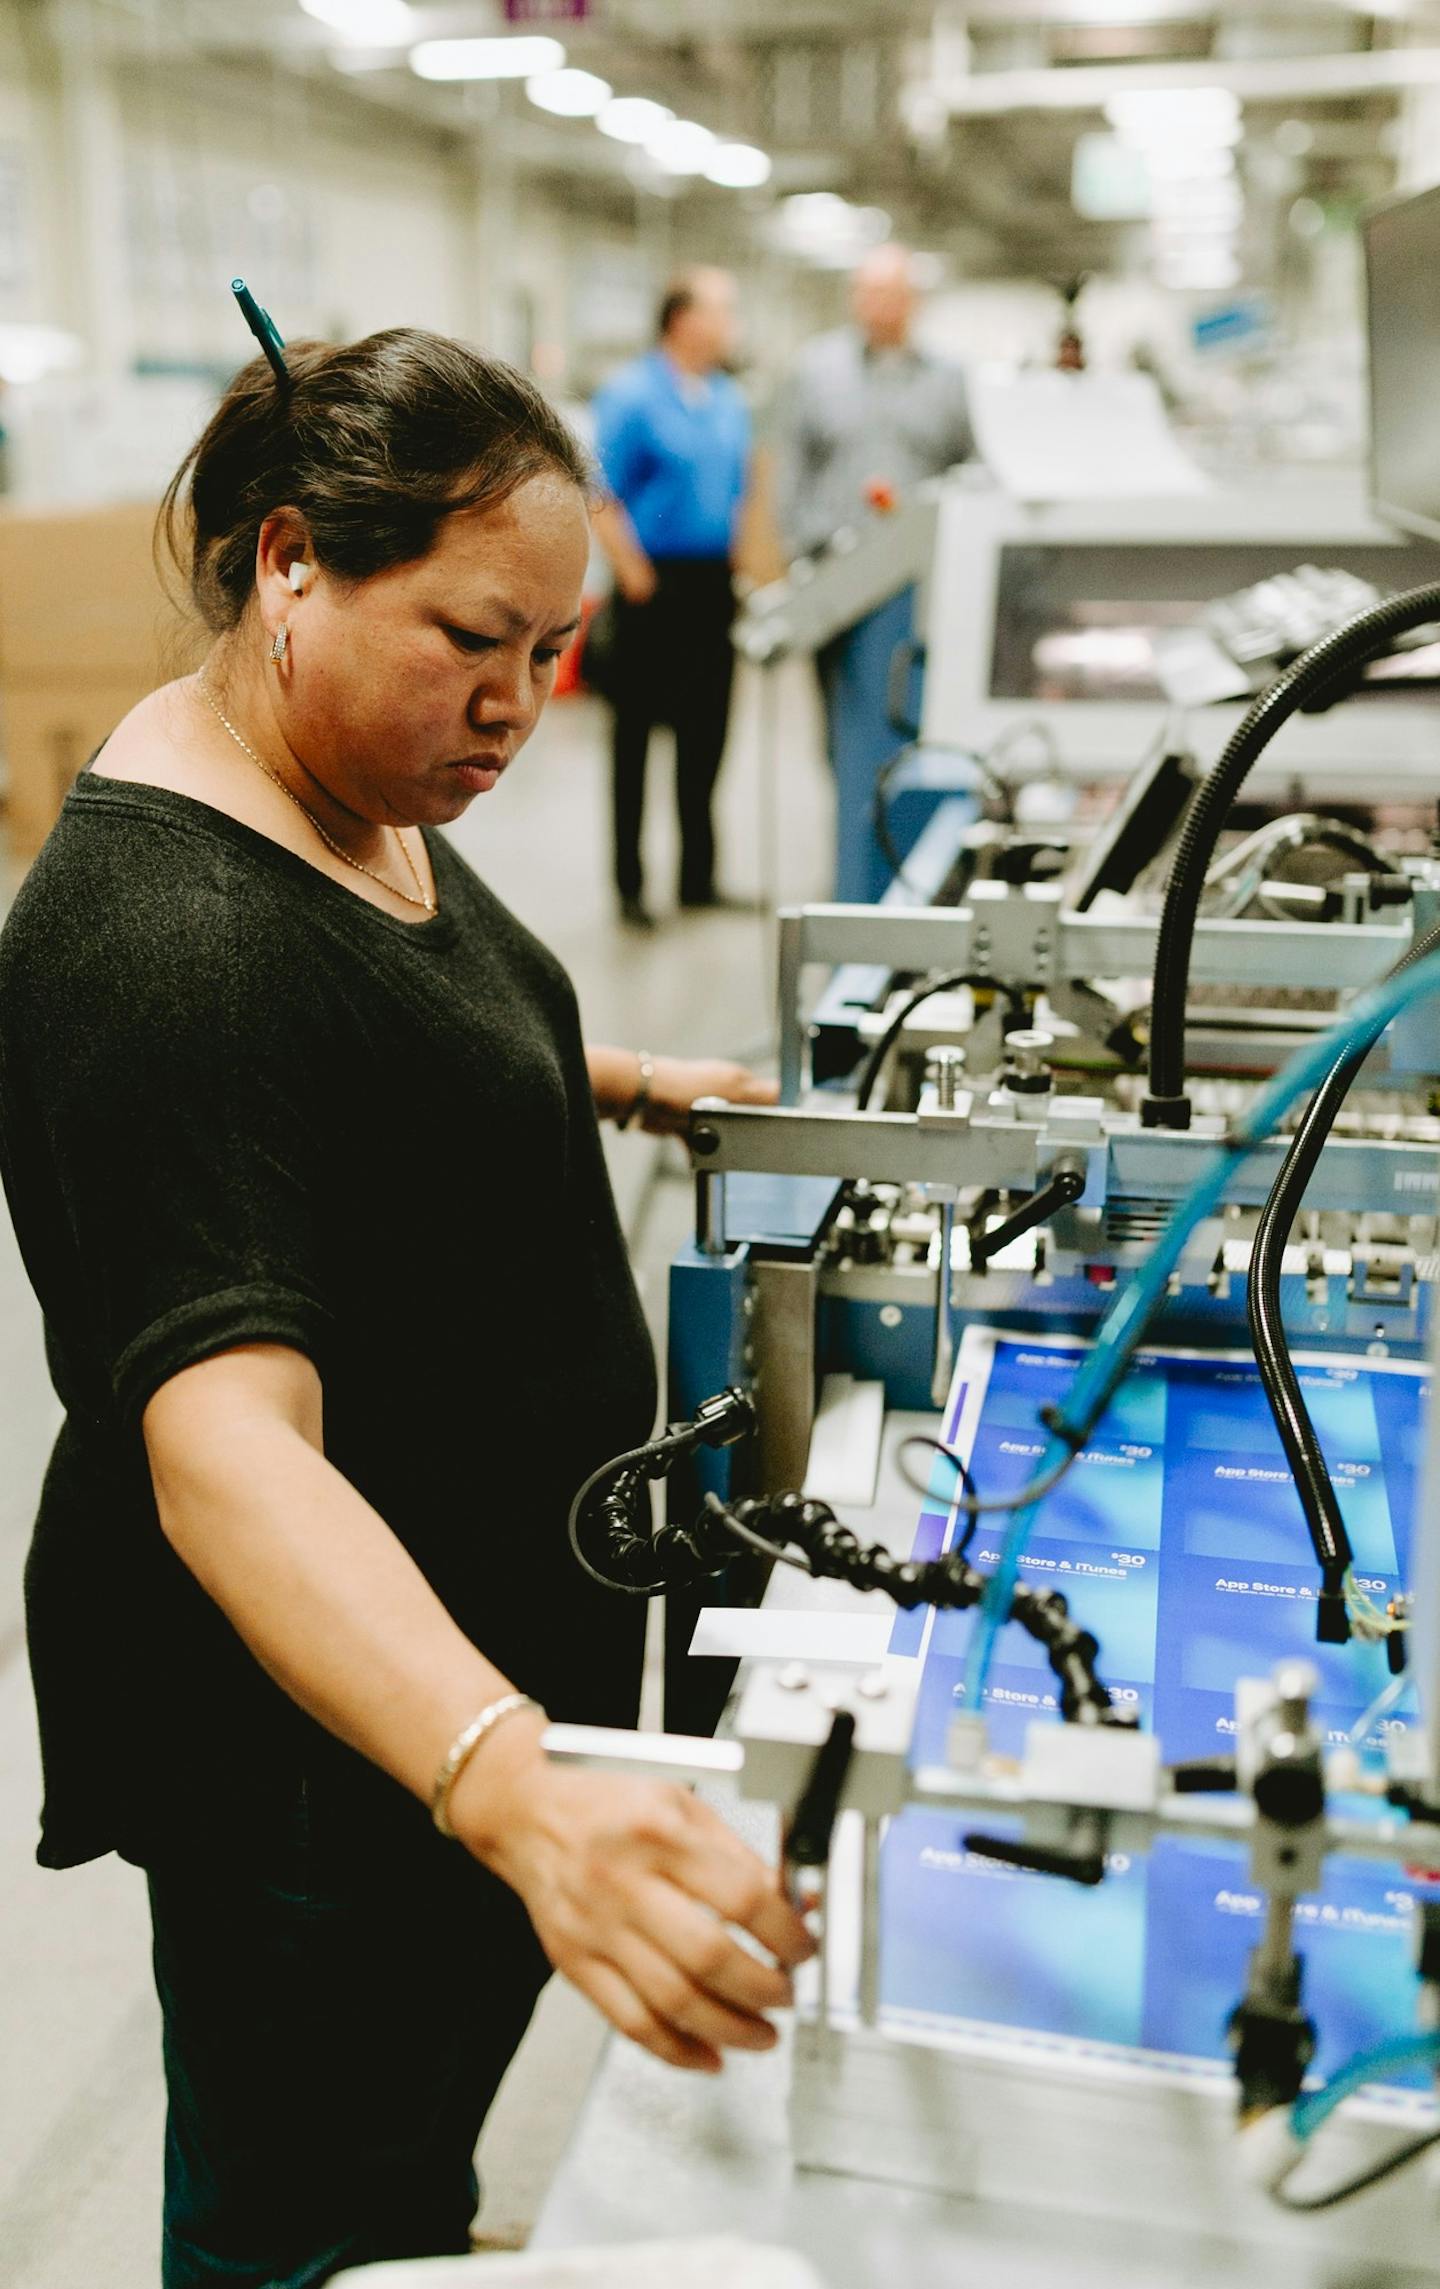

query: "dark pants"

left=610, top=558, right=736, bottom=905
left=146, top=1787, right=551, bottom=2288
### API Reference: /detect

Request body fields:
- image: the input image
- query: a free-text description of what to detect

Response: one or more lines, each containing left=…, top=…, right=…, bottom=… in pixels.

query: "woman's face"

left=273, top=469, right=589, bottom=829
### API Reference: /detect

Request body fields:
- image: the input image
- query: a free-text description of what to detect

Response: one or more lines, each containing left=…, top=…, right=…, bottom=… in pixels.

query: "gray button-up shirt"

left=771, top=326, right=973, bottom=559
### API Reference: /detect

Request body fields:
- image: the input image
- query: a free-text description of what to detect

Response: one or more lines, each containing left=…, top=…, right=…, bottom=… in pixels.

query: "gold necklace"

left=196, top=675, right=436, bottom=917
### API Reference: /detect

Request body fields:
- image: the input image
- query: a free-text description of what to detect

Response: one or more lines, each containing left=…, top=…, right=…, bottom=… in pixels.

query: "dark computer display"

left=1366, top=179, right=1440, bottom=544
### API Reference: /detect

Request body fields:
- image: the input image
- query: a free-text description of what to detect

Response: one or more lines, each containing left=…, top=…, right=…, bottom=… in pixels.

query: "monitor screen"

left=1366, top=180, right=1440, bottom=544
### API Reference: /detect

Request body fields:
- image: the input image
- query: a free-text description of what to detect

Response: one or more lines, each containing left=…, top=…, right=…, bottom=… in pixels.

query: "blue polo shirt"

left=593, top=350, right=750, bottom=563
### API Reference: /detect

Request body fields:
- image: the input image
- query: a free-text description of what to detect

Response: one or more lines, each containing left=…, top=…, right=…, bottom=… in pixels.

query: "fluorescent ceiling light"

left=1158, top=248, right=1241, bottom=290
left=0, top=323, right=85, bottom=384
left=1107, top=86, right=1241, bottom=147
left=770, top=193, right=891, bottom=264
left=526, top=67, right=610, bottom=117
left=1145, top=143, right=1236, bottom=182
left=300, top=0, right=415, bottom=41
left=1151, top=179, right=1244, bottom=222
left=704, top=142, right=772, bottom=189
left=645, top=118, right=716, bottom=174
left=780, top=192, right=859, bottom=234
left=597, top=96, right=672, bottom=143
left=410, top=36, right=564, bottom=81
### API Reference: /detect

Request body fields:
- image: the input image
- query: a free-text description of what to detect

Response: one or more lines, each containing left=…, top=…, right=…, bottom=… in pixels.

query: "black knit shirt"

left=0, top=771, right=656, bottom=1869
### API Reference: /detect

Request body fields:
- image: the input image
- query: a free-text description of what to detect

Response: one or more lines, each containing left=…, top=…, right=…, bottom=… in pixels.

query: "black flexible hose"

left=1246, top=918, right=1440, bottom=1631
left=871, top=742, right=1016, bottom=893
left=1145, top=581, right=1440, bottom=1129
left=855, top=969, right=1028, bottom=1111
left=709, top=1490, right=1117, bottom=1724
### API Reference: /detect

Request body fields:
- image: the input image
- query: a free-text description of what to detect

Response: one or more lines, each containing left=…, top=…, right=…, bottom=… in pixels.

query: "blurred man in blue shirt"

left=593, top=269, right=750, bottom=929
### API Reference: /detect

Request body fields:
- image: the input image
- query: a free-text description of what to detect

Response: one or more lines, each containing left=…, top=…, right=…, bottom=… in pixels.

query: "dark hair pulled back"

left=161, top=327, right=591, bottom=635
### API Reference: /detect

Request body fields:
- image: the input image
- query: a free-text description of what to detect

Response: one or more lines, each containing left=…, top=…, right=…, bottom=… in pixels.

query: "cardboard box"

left=1, top=677, right=156, bottom=858
left=0, top=501, right=203, bottom=861
left=0, top=499, right=198, bottom=682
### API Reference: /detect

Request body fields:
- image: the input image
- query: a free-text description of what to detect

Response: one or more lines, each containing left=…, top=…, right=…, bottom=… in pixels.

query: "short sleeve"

left=593, top=382, right=649, bottom=506
left=27, top=885, right=338, bottom=1428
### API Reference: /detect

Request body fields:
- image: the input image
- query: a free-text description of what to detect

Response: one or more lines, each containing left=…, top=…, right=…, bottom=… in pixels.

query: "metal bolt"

left=1003, top=1028, right=1056, bottom=1080
left=855, top=1670, right=888, bottom=1701
left=927, top=1044, right=966, bottom=1110
left=691, top=1124, right=720, bottom=1157
left=777, top=1663, right=810, bottom=1693
left=1274, top=1661, right=1319, bottom=1722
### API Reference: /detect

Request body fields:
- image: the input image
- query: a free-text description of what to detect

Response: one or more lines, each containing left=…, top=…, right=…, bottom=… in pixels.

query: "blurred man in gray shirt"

left=773, top=245, right=973, bottom=902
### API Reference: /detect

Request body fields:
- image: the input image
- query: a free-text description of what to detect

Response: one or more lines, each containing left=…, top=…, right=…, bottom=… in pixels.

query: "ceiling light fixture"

left=0, top=324, right=85, bottom=385
left=1106, top=86, right=1241, bottom=147
left=769, top=193, right=891, bottom=265
left=703, top=142, right=772, bottom=189
left=526, top=67, right=611, bottom=117
left=644, top=119, right=716, bottom=174
left=1157, top=247, right=1241, bottom=291
left=299, top=0, right=415, bottom=41
left=597, top=95, right=673, bottom=143
left=410, top=36, right=564, bottom=81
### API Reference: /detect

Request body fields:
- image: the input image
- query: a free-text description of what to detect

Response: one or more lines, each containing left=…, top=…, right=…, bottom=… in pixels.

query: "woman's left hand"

left=638, top=1056, right=778, bottom=1138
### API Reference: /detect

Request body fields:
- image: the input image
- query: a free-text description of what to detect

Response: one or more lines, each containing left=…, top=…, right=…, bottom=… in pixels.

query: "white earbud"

left=288, top=561, right=312, bottom=595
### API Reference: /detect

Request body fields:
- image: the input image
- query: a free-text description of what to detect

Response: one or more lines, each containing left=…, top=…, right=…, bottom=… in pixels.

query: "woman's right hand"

left=450, top=1712, right=816, bottom=2073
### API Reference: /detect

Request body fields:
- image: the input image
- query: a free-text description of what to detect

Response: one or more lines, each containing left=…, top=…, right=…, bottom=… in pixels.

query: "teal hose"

left=1292, top=2031, right=1440, bottom=2143
left=961, top=945, right=1440, bottom=1711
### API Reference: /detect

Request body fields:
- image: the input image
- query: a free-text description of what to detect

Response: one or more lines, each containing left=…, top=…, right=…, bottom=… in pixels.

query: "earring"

left=270, top=622, right=289, bottom=664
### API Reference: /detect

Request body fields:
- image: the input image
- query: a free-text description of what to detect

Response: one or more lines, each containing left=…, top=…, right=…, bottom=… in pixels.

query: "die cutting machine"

left=545, top=569, right=1440, bottom=2258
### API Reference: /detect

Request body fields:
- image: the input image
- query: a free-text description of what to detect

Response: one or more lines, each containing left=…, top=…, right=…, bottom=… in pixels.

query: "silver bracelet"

left=616, top=1047, right=655, bottom=1132
left=430, top=1692, right=544, bottom=1840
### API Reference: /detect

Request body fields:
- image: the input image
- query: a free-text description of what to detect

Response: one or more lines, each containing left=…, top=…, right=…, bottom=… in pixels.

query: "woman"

left=0, top=330, right=811, bottom=2288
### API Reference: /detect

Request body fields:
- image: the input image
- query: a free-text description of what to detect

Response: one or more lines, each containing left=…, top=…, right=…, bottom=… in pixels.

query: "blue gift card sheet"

left=880, top=1334, right=1437, bottom=2089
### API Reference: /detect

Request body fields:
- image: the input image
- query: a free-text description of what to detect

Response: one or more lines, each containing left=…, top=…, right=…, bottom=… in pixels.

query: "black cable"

left=565, top=1391, right=758, bottom=1595
left=570, top=1408, right=1084, bottom=1586
left=573, top=1464, right=1116, bottom=1721
left=1144, top=581, right=1440, bottom=1129
left=872, top=743, right=1016, bottom=895
left=705, top=1490, right=1116, bottom=1724
left=898, top=1442, right=1075, bottom=1521
left=1246, top=918, right=1440, bottom=1633
left=568, top=1452, right=669, bottom=1595
left=855, top=970, right=1028, bottom=1111
left=894, top=1435, right=980, bottom=1554
left=872, top=749, right=929, bottom=894
left=1272, top=2127, right=1440, bottom=2213
left=1204, top=817, right=1392, bottom=904
left=572, top=1421, right=1077, bottom=1603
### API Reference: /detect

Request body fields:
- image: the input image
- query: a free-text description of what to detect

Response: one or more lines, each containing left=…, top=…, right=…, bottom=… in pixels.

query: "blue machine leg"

left=665, top=1240, right=753, bottom=1733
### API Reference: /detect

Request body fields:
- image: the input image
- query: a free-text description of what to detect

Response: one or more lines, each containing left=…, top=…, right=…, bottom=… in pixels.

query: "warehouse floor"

left=0, top=661, right=833, bottom=2286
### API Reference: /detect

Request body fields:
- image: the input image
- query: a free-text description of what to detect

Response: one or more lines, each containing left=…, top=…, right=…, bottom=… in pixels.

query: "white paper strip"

left=688, top=1607, right=894, bottom=1665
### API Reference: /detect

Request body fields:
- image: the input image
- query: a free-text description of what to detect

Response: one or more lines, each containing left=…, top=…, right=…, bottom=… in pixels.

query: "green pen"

left=231, top=278, right=290, bottom=389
